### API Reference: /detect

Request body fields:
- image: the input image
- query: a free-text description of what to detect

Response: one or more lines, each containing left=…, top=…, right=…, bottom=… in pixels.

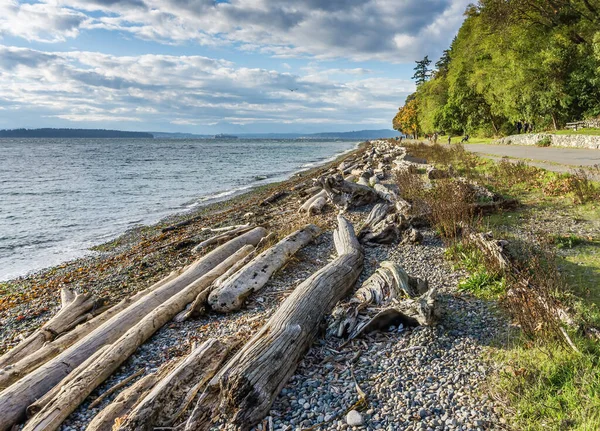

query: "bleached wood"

left=184, top=215, right=363, bottom=431
left=0, top=288, right=96, bottom=370
left=209, top=225, right=321, bottom=312
left=0, top=268, right=183, bottom=390
left=299, top=190, right=327, bottom=213
left=308, top=196, right=326, bottom=215
left=192, top=225, right=253, bottom=253
left=0, top=228, right=266, bottom=431
left=117, top=339, right=232, bottom=430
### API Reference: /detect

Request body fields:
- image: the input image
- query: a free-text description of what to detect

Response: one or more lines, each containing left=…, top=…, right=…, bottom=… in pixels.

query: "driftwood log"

left=308, top=196, right=327, bottom=215
left=320, top=174, right=378, bottom=209
left=0, top=228, right=266, bottom=431
left=209, top=225, right=321, bottom=312
left=0, top=288, right=97, bottom=370
left=117, top=339, right=233, bottom=430
left=184, top=215, right=364, bottom=431
left=21, top=243, right=258, bottom=431
left=299, top=189, right=327, bottom=213
left=329, top=261, right=437, bottom=340
left=192, top=224, right=253, bottom=253
left=0, top=268, right=185, bottom=390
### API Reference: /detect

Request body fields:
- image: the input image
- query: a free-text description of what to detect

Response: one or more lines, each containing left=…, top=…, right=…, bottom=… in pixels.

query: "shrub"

left=536, top=136, right=551, bottom=147
left=566, top=169, right=599, bottom=204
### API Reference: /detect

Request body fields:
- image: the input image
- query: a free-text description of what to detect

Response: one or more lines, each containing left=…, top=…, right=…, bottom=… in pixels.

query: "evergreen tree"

left=412, top=56, right=432, bottom=85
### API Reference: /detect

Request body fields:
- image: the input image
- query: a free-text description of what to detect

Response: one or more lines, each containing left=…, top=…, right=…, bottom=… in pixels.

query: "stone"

left=346, top=409, right=364, bottom=426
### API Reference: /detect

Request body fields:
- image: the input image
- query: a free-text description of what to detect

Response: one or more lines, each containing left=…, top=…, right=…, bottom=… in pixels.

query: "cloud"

left=0, top=45, right=414, bottom=130
left=2, top=0, right=470, bottom=61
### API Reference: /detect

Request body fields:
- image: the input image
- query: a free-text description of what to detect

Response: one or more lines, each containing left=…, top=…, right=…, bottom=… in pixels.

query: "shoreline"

left=0, top=141, right=366, bottom=324
left=0, top=140, right=361, bottom=283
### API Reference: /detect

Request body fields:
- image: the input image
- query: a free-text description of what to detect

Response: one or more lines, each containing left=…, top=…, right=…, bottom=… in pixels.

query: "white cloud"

left=0, top=45, right=414, bottom=129
left=1, top=0, right=470, bottom=62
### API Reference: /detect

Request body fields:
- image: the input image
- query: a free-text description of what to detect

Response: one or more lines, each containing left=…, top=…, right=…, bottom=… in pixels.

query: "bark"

left=319, top=174, right=378, bottom=209
left=307, top=196, right=326, bottom=215
left=0, top=268, right=184, bottom=390
left=22, top=243, right=258, bottom=431
left=192, top=225, right=254, bottom=253
left=0, top=228, right=267, bottom=431
left=209, top=225, right=321, bottom=312
left=117, top=339, right=233, bottom=430
left=299, top=190, right=327, bottom=213
left=86, top=366, right=175, bottom=431
left=0, top=288, right=97, bottom=370
left=329, top=261, right=430, bottom=338
left=184, top=215, right=363, bottom=431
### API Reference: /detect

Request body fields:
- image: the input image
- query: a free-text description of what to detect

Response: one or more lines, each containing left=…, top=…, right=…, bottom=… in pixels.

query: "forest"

left=393, top=0, right=600, bottom=137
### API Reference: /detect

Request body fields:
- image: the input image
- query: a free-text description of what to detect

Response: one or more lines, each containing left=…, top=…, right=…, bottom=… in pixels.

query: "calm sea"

left=0, top=138, right=358, bottom=280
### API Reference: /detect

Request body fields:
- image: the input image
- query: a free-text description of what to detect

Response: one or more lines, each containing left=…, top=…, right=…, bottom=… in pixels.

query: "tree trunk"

left=184, top=215, right=363, bottom=431
left=0, top=228, right=266, bottom=431
left=308, top=196, right=327, bottom=215
left=192, top=225, right=254, bottom=253
left=329, top=261, right=436, bottom=339
left=0, top=268, right=184, bottom=390
left=299, top=190, right=327, bottom=213
left=209, top=225, right=321, bottom=312
left=0, top=288, right=97, bottom=370
left=117, top=339, right=233, bottom=430
left=86, top=366, right=174, bottom=431
left=21, top=244, right=258, bottom=431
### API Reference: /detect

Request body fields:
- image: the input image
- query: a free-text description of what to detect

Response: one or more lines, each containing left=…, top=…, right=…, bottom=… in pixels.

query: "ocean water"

left=0, top=138, right=358, bottom=281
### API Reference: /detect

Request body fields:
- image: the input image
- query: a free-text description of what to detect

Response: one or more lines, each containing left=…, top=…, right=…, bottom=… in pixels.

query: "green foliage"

left=536, top=136, right=552, bottom=147
left=550, top=234, right=586, bottom=249
left=399, top=1, right=600, bottom=136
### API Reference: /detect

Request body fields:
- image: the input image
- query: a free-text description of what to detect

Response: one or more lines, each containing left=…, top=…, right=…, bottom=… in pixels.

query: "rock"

left=403, top=228, right=423, bottom=244
left=346, top=409, right=364, bottom=426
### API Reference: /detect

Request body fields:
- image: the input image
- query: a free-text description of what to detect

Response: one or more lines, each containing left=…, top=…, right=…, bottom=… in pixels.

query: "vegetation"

left=397, top=140, right=600, bottom=430
left=393, top=1, right=600, bottom=137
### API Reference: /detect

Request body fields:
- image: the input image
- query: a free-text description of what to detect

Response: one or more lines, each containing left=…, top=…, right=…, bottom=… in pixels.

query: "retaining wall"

left=495, top=133, right=600, bottom=150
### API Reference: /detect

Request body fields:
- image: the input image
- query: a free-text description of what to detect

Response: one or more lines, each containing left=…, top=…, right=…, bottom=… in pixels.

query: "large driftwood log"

left=299, top=189, right=327, bottom=213
left=86, top=367, right=174, bottom=431
left=209, top=225, right=321, bottom=312
left=373, top=183, right=399, bottom=203
left=184, top=215, right=364, bottom=431
left=0, top=268, right=185, bottom=390
left=0, top=288, right=97, bottom=370
left=308, top=196, right=327, bottom=215
left=192, top=225, right=253, bottom=253
left=117, top=339, right=233, bottom=430
left=329, top=261, right=436, bottom=339
left=320, top=174, right=378, bottom=209
left=0, top=228, right=266, bottom=431
left=357, top=203, right=405, bottom=245
left=21, top=244, right=258, bottom=431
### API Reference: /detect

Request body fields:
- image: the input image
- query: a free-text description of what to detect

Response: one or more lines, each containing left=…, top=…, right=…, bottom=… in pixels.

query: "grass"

left=399, top=139, right=600, bottom=430
left=552, top=128, right=600, bottom=136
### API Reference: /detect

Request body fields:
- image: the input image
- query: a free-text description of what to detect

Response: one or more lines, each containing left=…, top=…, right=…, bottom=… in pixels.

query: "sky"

left=0, top=0, right=471, bottom=134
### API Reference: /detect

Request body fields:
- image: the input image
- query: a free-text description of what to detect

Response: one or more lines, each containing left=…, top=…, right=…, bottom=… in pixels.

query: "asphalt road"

left=464, top=143, right=600, bottom=173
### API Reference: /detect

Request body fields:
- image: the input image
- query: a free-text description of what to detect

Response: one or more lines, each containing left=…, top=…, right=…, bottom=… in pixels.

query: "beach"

left=0, top=139, right=510, bottom=431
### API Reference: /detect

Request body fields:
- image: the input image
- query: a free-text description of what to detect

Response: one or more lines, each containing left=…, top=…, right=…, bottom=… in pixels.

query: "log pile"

left=0, top=139, right=458, bottom=431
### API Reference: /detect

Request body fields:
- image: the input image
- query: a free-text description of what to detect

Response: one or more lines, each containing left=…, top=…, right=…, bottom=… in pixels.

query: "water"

left=0, top=138, right=358, bottom=280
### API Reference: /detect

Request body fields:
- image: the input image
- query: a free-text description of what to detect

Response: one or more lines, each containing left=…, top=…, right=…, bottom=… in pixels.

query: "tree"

left=393, top=99, right=420, bottom=138
left=412, top=56, right=432, bottom=85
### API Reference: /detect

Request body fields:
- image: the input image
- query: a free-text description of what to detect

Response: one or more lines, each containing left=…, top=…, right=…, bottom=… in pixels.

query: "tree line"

left=393, top=0, right=600, bottom=137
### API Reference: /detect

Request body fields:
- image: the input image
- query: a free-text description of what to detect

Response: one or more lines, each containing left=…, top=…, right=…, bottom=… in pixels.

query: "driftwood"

left=0, top=288, right=97, bottom=370
left=184, top=215, right=364, bottom=431
left=299, top=189, right=327, bottom=213
left=0, top=268, right=185, bottom=390
left=87, top=368, right=145, bottom=410
left=373, top=183, right=399, bottom=203
left=161, top=214, right=203, bottom=233
left=308, top=196, right=327, bottom=215
left=192, top=224, right=253, bottom=253
left=209, top=225, right=321, bottom=312
left=21, top=243, right=259, bottom=431
left=329, top=261, right=436, bottom=340
left=177, top=248, right=258, bottom=321
left=25, top=345, right=111, bottom=417
left=260, top=191, right=288, bottom=207
left=86, top=368, right=173, bottom=431
left=0, top=228, right=266, bottom=431
left=320, top=174, right=378, bottom=209
left=117, top=339, right=233, bottom=430
left=358, top=203, right=405, bottom=245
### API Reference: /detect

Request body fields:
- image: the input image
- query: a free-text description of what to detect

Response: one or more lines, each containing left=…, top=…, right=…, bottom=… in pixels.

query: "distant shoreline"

left=0, top=128, right=153, bottom=139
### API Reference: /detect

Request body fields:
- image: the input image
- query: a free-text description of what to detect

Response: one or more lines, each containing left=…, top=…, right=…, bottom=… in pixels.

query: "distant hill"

left=151, top=132, right=212, bottom=139
left=303, top=129, right=401, bottom=139
left=0, top=128, right=153, bottom=138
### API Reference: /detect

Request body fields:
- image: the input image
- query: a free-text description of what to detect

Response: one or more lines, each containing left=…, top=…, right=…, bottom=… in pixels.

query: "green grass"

left=492, top=336, right=600, bottom=431
left=438, top=135, right=496, bottom=145
left=552, top=128, right=600, bottom=136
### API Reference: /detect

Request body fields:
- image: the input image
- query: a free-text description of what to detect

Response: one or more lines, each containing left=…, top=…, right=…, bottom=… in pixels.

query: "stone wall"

left=495, top=133, right=600, bottom=150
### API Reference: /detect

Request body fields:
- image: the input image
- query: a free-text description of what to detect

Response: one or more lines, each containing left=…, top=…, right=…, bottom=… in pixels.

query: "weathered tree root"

left=329, top=261, right=438, bottom=340
left=184, top=215, right=364, bottom=431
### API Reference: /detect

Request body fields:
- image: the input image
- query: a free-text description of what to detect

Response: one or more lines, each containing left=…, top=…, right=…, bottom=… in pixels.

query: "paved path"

left=464, top=143, right=600, bottom=173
